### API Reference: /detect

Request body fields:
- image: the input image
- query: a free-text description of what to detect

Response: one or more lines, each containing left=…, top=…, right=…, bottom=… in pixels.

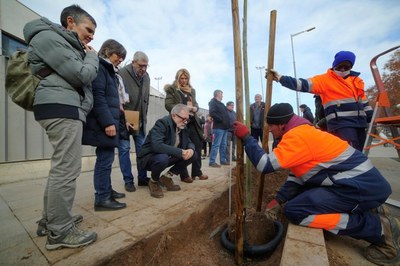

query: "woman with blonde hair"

left=164, top=68, right=208, bottom=183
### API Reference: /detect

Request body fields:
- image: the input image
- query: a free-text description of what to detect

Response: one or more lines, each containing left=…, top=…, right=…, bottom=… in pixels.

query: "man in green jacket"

left=23, top=4, right=98, bottom=250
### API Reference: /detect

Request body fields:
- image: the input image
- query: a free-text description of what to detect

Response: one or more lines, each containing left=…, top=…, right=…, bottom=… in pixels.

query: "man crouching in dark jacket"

left=138, top=104, right=196, bottom=198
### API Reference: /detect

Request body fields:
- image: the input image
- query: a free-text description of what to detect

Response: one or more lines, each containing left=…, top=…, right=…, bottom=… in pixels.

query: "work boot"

left=149, top=180, right=164, bottom=198
left=160, top=175, right=181, bottom=191
left=372, top=204, right=391, bottom=217
left=365, top=215, right=400, bottom=265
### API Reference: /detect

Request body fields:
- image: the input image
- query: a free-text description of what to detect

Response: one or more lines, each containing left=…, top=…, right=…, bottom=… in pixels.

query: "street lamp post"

left=290, top=27, right=315, bottom=114
left=154, top=76, right=162, bottom=92
left=255, top=66, right=265, bottom=100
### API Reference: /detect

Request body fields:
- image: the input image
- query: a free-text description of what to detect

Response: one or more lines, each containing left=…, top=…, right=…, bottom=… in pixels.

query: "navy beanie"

left=332, top=51, right=356, bottom=68
left=267, top=103, right=294, bottom=125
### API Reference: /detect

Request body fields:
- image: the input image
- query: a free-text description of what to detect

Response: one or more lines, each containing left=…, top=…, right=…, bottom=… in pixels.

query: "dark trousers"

left=251, top=127, right=263, bottom=143
left=284, top=186, right=387, bottom=244
left=331, top=127, right=366, bottom=151
left=188, top=123, right=203, bottom=177
left=144, top=153, right=195, bottom=181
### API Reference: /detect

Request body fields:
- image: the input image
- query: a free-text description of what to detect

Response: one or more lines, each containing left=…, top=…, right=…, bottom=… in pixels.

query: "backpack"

left=5, top=50, right=51, bottom=111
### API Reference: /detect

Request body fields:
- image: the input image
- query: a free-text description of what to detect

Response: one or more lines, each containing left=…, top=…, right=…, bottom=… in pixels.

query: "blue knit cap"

left=332, top=51, right=356, bottom=68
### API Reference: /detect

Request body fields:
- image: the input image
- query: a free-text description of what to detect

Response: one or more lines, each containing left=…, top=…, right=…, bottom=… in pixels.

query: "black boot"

left=94, top=198, right=127, bottom=211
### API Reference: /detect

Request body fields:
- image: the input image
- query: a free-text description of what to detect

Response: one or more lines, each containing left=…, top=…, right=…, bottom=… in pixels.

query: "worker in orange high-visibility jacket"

left=233, top=103, right=399, bottom=265
left=268, top=51, right=373, bottom=151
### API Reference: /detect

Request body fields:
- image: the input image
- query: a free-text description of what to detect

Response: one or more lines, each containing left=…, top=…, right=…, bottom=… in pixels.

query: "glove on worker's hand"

left=265, top=69, right=282, bottom=82
left=265, top=199, right=281, bottom=220
left=233, top=121, right=250, bottom=139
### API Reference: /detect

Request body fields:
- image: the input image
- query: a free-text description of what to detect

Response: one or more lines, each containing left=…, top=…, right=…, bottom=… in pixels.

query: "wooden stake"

left=231, top=0, right=244, bottom=264
left=256, top=10, right=277, bottom=212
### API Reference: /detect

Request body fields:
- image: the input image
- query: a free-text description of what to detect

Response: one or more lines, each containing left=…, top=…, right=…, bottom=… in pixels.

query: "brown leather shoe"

left=160, top=175, right=181, bottom=191
left=181, top=177, right=193, bottom=183
left=149, top=180, right=164, bottom=198
left=198, top=175, right=208, bottom=180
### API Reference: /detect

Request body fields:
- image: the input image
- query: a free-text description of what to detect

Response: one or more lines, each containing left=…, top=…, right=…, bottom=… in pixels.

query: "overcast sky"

left=18, top=0, right=400, bottom=115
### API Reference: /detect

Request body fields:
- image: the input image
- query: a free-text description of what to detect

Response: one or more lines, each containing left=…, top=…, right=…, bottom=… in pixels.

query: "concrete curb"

left=280, top=224, right=329, bottom=265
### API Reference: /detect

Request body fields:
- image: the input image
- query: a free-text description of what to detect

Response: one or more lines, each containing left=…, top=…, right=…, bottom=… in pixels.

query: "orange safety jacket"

left=244, top=115, right=390, bottom=206
left=279, top=69, right=373, bottom=131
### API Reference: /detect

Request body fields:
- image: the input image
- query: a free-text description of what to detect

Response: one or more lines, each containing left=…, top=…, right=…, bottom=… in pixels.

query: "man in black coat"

left=137, top=104, right=196, bottom=198
left=250, top=94, right=265, bottom=143
left=299, top=104, right=315, bottom=124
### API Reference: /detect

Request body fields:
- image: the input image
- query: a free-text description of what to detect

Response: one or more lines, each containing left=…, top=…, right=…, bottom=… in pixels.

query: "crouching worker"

left=137, top=104, right=196, bottom=198
left=233, top=102, right=400, bottom=265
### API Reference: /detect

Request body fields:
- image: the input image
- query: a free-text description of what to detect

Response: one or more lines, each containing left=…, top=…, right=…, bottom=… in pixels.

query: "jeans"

left=38, top=118, right=82, bottom=235
left=118, top=127, right=148, bottom=184
left=144, top=153, right=194, bottom=181
left=94, top=147, right=115, bottom=203
left=209, top=128, right=228, bottom=164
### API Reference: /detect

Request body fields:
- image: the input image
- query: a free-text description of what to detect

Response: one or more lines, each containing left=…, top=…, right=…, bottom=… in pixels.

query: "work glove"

left=265, top=69, right=282, bottom=82
left=233, top=121, right=250, bottom=139
left=265, top=199, right=281, bottom=220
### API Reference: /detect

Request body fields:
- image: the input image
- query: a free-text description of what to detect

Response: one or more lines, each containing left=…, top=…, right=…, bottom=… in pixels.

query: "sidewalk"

left=0, top=144, right=399, bottom=265
left=0, top=156, right=231, bottom=265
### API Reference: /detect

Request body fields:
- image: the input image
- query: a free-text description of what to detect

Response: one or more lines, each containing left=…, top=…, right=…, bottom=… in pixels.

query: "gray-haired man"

left=118, top=51, right=151, bottom=192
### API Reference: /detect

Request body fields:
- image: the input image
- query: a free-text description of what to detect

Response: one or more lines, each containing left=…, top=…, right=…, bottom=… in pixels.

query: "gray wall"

left=0, top=0, right=208, bottom=163
left=0, top=78, right=171, bottom=163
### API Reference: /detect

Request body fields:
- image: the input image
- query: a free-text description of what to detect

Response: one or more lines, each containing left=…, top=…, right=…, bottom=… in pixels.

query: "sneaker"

left=209, top=163, right=221, bottom=168
left=124, top=182, right=136, bottom=192
left=149, top=180, right=164, bottom=198
left=37, top=214, right=83, bottom=237
left=160, top=175, right=181, bottom=191
left=365, top=215, right=400, bottom=265
left=46, top=225, right=97, bottom=250
left=138, top=177, right=150, bottom=186
left=221, top=161, right=230, bottom=165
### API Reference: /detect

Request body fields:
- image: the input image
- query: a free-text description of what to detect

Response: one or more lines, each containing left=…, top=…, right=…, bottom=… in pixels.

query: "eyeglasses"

left=175, top=113, right=189, bottom=123
left=133, top=62, right=147, bottom=68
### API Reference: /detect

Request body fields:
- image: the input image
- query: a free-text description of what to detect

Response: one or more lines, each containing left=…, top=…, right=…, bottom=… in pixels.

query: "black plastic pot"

left=220, top=220, right=284, bottom=258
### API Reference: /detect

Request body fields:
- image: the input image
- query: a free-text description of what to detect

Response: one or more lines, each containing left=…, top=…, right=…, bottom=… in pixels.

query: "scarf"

left=178, top=86, right=193, bottom=108
left=103, top=57, right=130, bottom=110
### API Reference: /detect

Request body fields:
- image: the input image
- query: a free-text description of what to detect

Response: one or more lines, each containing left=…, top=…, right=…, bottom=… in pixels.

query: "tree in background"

left=365, top=49, right=400, bottom=116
